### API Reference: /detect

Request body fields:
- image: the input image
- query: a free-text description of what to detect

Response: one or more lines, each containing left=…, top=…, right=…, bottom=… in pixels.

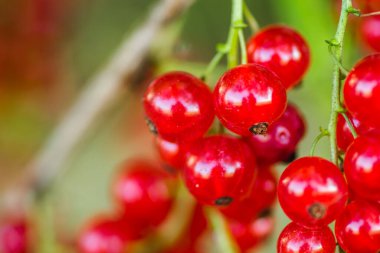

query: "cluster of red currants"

left=142, top=25, right=310, bottom=253
left=277, top=54, right=380, bottom=253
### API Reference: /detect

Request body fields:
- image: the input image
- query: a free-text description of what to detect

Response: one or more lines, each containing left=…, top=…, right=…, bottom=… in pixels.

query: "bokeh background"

left=0, top=0, right=370, bottom=252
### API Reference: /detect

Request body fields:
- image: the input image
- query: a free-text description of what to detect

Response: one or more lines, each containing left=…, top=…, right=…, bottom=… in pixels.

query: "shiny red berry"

left=143, top=71, right=214, bottom=142
left=336, top=111, right=372, bottom=152
left=0, top=219, right=29, bottom=253
left=247, top=25, right=310, bottom=89
left=277, top=222, right=336, bottom=253
left=155, top=136, right=187, bottom=171
left=359, top=16, right=380, bottom=52
left=344, top=131, right=380, bottom=201
left=221, top=165, right=277, bottom=222
left=335, top=200, right=380, bottom=253
left=113, top=160, right=175, bottom=227
left=78, top=215, right=142, bottom=253
left=214, top=64, right=287, bottom=136
left=183, top=135, right=256, bottom=206
left=344, top=54, right=380, bottom=128
left=229, top=214, right=274, bottom=252
left=244, top=103, right=306, bottom=164
left=278, top=157, right=348, bottom=227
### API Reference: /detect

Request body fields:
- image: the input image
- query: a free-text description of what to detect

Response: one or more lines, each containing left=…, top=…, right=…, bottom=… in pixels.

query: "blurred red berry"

left=155, top=136, right=187, bottom=171
left=221, top=166, right=277, bottom=222
left=344, top=54, right=380, bottom=128
left=244, top=103, right=306, bottom=164
left=344, top=130, right=380, bottom=201
left=143, top=71, right=214, bottom=142
left=278, top=157, right=348, bottom=227
left=277, top=222, right=336, bottom=253
left=359, top=16, right=380, bottom=52
left=183, top=135, right=256, bottom=206
left=214, top=64, right=287, bottom=136
left=0, top=219, right=29, bottom=253
left=335, top=200, right=380, bottom=253
left=113, top=160, right=175, bottom=228
left=247, top=25, right=310, bottom=89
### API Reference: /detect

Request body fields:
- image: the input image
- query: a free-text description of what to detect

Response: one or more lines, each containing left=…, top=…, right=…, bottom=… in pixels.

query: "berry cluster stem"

left=328, top=0, right=352, bottom=165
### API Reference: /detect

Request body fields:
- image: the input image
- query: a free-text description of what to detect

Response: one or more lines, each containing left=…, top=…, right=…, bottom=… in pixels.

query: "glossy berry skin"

left=155, top=136, right=186, bottom=171
left=336, top=112, right=371, bottom=152
left=221, top=166, right=277, bottom=222
left=359, top=16, right=380, bottom=52
left=247, top=25, right=310, bottom=89
left=335, top=200, right=380, bottom=253
left=278, top=157, right=348, bottom=227
left=113, top=160, right=174, bottom=227
left=245, top=103, right=306, bottom=164
left=214, top=64, right=287, bottom=136
left=78, top=216, right=142, bottom=253
left=229, top=215, right=274, bottom=252
left=143, top=71, right=214, bottom=142
left=344, top=54, right=380, bottom=128
left=0, top=219, right=29, bottom=253
left=277, top=222, right=335, bottom=253
left=344, top=131, right=380, bottom=201
left=183, top=135, right=256, bottom=206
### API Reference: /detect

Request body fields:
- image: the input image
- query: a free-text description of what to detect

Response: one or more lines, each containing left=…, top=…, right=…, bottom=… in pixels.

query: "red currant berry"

left=277, top=222, right=336, bottom=253
left=359, top=16, right=380, bottom=52
left=344, top=54, right=380, bottom=128
left=0, top=219, right=29, bottom=253
left=278, top=157, right=348, bottom=227
left=344, top=131, right=380, bottom=201
left=335, top=200, right=380, bottom=253
left=336, top=111, right=372, bottom=152
left=221, top=166, right=277, bottom=222
left=214, top=64, right=287, bottom=136
left=78, top=215, right=142, bottom=253
left=229, top=214, right=274, bottom=252
left=113, top=160, right=175, bottom=227
left=244, top=103, right=306, bottom=164
left=183, top=135, right=256, bottom=206
left=155, top=136, right=186, bottom=171
left=247, top=25, right=310, bottom=89
left=143, top=71, right=214, bottom=142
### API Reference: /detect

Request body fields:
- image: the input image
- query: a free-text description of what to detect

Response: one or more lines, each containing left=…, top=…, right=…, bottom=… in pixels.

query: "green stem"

left=328, top=0, right=352, bottom=165
left=206, top=207, right=240, bottom=253
left=340, top=111, right=358, bottom=138
left=310, top=129, right=330, bottom=156
left=243, top=2, right=260, bottom=33
left=238, top=30, right=247, bottom=64
left=360, top=10, right=380, bottom=17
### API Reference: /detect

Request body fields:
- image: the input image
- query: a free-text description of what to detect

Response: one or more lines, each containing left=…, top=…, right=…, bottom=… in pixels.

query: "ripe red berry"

left=335, top=200, right=380, bottom=253
left=278, top=157, right=348, bottom=227
left=277, top=222, right=336, bottom=253
left=113, top=160, right=175, bottom=227
left=344, top=131, right=380, bottom=201
left=359, top=16, right=380, bottom=52
left=143, top=71, right=214, bottom=142
left=344, top=54, right=380, bottom=128
left=229, top=214, right=274, bottom=252
left=78, top=215, right=142, bottom=253
left=214, top=64, right=287, bottom=136
left=0, top=219, right=29, bottom=253
left=247, top=25, right=310, bottom=89
left=336, top=111, right=371, bottom=152
left=244, top=103, right=306, bottom=164
left=155, top=136, right=186, bottom=171
left=183, top=135, right=256, bottom=206
left=221, top=166, right=277, bottom=222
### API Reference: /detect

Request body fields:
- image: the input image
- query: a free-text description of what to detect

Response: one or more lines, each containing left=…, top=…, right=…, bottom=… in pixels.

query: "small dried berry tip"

left=145, top=117, right=158, bottom=135
left=215, top=196, right=233, bottom=206
left=308, top=202, right=326, bottom=219
left=249, top=122, right=269, bottom=135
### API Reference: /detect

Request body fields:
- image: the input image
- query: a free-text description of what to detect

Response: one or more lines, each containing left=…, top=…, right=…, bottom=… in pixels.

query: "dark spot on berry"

left=145, top=117, right=158, bottom=135
left=162, top=164, right=177, bottom=175
left=258, top=208, right=272, bottom=218
left=249, top=122, right=269, bottom=135
left=215, top=196, right=233, bottom=206
left=308, top=202, right=326, bottom=219
left=282, top=151, right=297, bottom=164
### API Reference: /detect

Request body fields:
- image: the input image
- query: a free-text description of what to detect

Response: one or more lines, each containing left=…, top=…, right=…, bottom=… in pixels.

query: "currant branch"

left=327, top=0, right=352, bottom=165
